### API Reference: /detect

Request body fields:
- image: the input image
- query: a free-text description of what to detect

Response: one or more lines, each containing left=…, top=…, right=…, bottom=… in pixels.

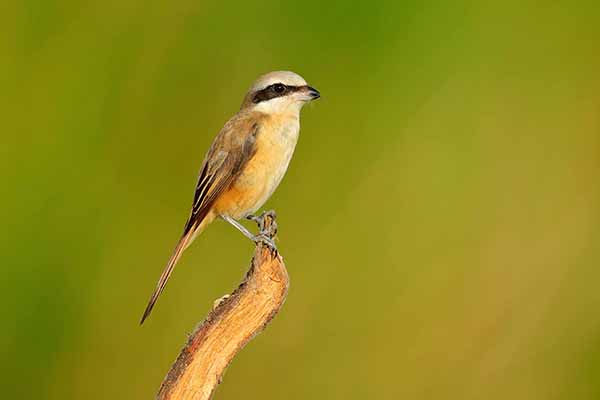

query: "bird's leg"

left=222, top=214, right=277, bottom=252
left=221, top=215, right=255, bottom=240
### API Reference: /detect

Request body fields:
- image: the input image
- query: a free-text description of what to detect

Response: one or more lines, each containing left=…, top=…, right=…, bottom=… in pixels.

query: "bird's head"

left=241, top=71, right=320, bottom=114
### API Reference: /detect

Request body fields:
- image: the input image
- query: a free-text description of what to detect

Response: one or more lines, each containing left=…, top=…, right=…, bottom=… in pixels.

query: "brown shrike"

left=140, top=71, right=320, bottom=324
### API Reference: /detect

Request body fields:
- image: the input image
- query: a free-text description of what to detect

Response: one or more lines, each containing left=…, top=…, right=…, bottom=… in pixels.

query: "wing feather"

left=183, top=120, right=259, bottom=233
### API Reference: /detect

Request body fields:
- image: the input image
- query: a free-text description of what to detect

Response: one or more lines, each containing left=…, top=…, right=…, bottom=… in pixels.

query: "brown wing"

left=140, top=115, right=260, bottom=324
left=184, top=119, right=259, bottom=233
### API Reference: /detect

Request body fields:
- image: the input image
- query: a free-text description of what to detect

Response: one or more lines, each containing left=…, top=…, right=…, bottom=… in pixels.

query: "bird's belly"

left=215, top=121, right=299, bottom=219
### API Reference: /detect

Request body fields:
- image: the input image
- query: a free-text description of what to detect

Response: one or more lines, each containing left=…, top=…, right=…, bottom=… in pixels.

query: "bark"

left=157, top=212, right=288, bottom=400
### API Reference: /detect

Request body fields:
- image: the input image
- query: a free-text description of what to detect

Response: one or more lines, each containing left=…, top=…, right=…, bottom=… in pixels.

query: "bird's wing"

left=184, top=118, right=260, bottom=233
left=140, top=115, right=260, bottom=324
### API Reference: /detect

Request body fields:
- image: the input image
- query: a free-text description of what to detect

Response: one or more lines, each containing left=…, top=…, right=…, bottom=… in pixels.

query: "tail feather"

left=140, top=233, right=191, bottom=325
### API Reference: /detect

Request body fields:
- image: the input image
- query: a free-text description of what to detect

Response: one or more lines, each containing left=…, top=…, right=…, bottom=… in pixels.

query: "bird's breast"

left=217, top=116, right=300, bottom=219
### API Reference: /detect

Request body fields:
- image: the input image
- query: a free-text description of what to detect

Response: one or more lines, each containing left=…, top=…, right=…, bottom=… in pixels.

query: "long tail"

left=140, top=230, right=193, bottom=325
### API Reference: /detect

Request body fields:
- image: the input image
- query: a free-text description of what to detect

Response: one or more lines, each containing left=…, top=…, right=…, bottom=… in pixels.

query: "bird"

left=140, top=71, right=320, bottom=324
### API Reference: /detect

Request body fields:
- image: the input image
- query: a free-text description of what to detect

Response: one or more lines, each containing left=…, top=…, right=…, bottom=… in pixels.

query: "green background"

left=2, top=1, right=600, bottom=399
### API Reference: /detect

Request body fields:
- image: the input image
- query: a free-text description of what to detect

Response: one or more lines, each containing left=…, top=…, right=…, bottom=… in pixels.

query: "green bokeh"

left=2, top=1, right=600, bottom=399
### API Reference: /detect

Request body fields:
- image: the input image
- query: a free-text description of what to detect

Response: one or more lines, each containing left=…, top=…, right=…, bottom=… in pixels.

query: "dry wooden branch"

left=157, top=212, right=288, bottom=400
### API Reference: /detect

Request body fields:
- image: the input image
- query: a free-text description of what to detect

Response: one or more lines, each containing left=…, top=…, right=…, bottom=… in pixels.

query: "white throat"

left=253, top=96, right=304, bottom=116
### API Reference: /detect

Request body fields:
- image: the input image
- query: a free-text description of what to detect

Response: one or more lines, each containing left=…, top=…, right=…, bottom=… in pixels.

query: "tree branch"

left=157, top=212, right=288, bottom=400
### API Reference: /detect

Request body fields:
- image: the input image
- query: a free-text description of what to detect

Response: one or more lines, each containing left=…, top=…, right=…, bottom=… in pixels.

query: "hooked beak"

left=306, top=86, right=321, bottom=100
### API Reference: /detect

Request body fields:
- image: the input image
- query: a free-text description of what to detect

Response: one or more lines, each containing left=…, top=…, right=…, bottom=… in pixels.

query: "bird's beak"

left=306, top=86, right=321, bottom=100
left=294, top=85, right=321, bottom=103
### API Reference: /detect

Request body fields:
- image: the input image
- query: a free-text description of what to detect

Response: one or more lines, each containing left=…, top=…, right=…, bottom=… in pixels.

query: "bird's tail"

left=140, top=233, right=190, bottom=324
left=140, top=215, right=212, bottom=325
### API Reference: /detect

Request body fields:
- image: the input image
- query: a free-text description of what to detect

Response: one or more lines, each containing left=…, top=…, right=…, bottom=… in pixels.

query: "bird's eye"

left=272, top=83, right=285, bottom=93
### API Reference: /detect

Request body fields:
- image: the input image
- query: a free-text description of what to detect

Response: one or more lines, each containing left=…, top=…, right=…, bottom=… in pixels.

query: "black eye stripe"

left=252, top=84, right=302, bottom=104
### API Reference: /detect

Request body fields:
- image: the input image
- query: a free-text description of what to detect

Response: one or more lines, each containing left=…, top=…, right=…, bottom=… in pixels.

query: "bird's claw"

left=246, top=210, right=278, bottom=254
left=247, top=210, right=277, bottom=236
left=252, top=233, right=278, bottom=254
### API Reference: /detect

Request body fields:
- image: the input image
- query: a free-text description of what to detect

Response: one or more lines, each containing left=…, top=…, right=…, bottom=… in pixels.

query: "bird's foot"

left=246, top=210, right=278, bottom=253
left=247, top=210, right=277, bottom=236
left=252, top=233, right=278, bottom=254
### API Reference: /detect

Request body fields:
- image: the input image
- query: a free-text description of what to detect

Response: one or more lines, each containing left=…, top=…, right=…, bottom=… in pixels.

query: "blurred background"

left=2, top=0, right=600, bottom=399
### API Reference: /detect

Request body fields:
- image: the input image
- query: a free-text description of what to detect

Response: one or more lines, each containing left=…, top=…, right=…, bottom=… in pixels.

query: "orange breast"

left=213, top=114, right=299, bottom=219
